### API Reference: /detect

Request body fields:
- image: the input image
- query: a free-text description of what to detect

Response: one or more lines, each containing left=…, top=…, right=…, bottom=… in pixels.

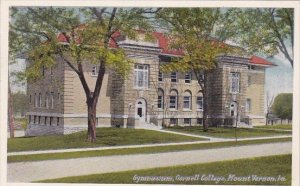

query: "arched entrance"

left=135, top=98, right=146, bottom=122
left=229, top=102, right=237, bottom=117
left=230, top=101, right=239, bottom=126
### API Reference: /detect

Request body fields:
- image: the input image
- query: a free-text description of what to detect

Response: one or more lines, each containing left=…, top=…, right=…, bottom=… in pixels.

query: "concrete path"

left=8, top=142, right=291, bottom=182
left=7, top=134, right=291, bottom=156
left=252, top=127, right=292, bottom=132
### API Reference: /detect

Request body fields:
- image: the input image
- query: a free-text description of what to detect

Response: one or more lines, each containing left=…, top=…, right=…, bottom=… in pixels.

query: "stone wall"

left=245, top=66, right=266, bottom=125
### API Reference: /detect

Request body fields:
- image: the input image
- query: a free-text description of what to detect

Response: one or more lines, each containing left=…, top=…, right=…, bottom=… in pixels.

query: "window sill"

left=91, top=74, right=98, bottom=77
left=183, top=109, right=192, bottom=112
left=196, top=109, right=203, bottom=112
left=169, top=109, right=178, bottom=111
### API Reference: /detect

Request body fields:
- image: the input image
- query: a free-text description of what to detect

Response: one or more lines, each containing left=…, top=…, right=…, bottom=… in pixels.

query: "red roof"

left=57, top=33, right=69, bottom=43
left=153, top=32, right=184, bottom=56
left=250, top=55, right=274, bottom=66
left=57, top=30, right=274, bottom=67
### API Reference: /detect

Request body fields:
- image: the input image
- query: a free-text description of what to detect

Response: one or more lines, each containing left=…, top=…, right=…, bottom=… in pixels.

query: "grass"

left=38, top=154, right=291, bottom=185
left=8, top=137, right=291, bottom=163
left=254, top=124, right=292, bottom=130
left=165, top=126, right=292, bottom=138
left=8, top=128, right=203, bottom=152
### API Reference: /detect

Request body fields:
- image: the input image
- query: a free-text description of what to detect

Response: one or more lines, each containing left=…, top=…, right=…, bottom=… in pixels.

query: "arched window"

left=183, top=90, right=192, bottom=110
left=196, top=91, right=203, bottom=111
left=169, top=89, right=178, bottom=109
left=158, top=88, right=164, bottom=109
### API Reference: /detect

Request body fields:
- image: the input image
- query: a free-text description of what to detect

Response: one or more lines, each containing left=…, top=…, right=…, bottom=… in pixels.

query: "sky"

left=265, top=52, right=293, bottom=100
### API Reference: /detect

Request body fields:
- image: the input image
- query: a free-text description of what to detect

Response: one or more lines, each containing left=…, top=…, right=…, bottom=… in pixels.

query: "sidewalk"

left=8, top=142, right=292, bottom=182
left=8, top=133, right=291, bottom=156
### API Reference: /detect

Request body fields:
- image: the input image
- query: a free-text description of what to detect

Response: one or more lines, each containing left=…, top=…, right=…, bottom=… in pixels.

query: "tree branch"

left=59, top=53, right=80, bottom=74
left=77, top=63, right=91, bottom=99
left=270, top=9, right=293, bottom=66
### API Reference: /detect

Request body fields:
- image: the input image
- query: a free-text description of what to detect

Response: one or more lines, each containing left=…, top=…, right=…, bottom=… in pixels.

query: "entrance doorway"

left=230, top=102, right=237, bottom=117
left=135, top=98, right=146, bottom=122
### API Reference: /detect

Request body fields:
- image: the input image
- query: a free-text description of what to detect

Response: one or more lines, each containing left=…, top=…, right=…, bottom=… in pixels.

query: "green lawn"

left=166, top=126, right=292, bottom=138
left=8, top=137, right=291, bottom=163
left=254, top=124, right=292, bottom=130
left=8, top=128, right=203, bottom=152
left=39, top=154, right=291, bottom=185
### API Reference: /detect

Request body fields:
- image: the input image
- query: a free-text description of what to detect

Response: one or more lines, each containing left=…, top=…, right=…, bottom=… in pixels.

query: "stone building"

left=25, top=32, right=274, bottom=136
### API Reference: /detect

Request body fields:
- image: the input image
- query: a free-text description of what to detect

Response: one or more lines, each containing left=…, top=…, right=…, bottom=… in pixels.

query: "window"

left=183, top=96, right=191, bottom=109
left=29, top=115, right=31, bottom=124
left=196, top=96, right=203, bottom=111
left=246, top=99, right=251, bottom=112
left=39, top=93, right=42, bottom=108
left=183, top=91, right=192, bottom=110
left=170, top=118, right=177, bottom=125
left=34, top=116, right=36, bottom=124
left=44, top=116, right=47, bottom=125
left=171, top=72, right=177, bottom=83
left=248, top=75, right=251, bottom=86
left=158, top=96, right=163, bottom=109
left=29, top=95, right=32, bottom=103
left=34, top=93, right=38, bottom=108
left=50, top=117, right=53, bottom=126
left=45, top=93, right=49, bottom=109
left=185, top=72, right=192, bottom=83
left=169, top=96, right=177, bottom=109
left=184, top=118, right=191, bottom=125
left=57, top=117, right=60, bottom=126
left=157, top=89, right=164, bottom=109
left=50, top=92, right=54, bottom=109
left=134, top=64, right=149, bottom=88
left=38, top=116, right=41, bottom=124
left=158, top=71, right=163, bottom=82
left=197, top=118, right=203, bottom=125
left=92, top=66, right=97, bottom=76
left=230, top=72, right=240, bottom=93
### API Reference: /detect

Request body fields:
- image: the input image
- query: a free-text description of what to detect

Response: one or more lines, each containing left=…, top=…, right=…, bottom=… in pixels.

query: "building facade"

left=25, top=32, right=274, bottom=136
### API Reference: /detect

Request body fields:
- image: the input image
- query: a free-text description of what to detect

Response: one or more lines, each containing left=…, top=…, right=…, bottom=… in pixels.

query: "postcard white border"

left=1, top=1, right=299, bottom=186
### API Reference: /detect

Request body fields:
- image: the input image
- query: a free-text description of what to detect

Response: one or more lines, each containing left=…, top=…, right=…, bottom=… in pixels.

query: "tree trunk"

left=8, top=86, right=15, bottom=138
left=202, top=72, right=208, bottom=132
left=87, top=103, right=97, bottom=142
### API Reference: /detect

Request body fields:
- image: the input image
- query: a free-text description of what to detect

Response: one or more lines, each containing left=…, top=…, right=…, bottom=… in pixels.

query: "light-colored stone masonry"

left=25, top=39, right=269, bottom=136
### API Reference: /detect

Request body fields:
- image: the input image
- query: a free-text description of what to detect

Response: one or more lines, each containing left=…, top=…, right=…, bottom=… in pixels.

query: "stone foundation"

left=25, top=124, right=64, bottom=136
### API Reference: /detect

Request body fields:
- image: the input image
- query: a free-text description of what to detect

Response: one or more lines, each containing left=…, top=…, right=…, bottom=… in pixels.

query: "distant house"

left=25, top=31, right=275, bottom=136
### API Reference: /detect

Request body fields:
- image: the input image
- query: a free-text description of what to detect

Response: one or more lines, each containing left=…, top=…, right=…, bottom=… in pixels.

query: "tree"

left=224, top=8, right=294, bottom=67
left=10, top=7, right=160, bottom=142
left=265, top=92, right=275, bottom=125
left=11, top=91, right=27, bottom=116
left=157, top=8, right=239, bottom=131
left=271, top=93, right=292, bottom=122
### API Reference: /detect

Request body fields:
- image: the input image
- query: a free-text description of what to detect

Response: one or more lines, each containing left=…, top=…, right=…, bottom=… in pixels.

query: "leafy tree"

left=157, top=8, right=240, bottom=131
left=11, top=91, right=27, bottom=115
left=271, top=93, right=292, bottom=121
left=224, top=8, right=294, bottom=67
left=10, top=7, right=160, bottom=142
